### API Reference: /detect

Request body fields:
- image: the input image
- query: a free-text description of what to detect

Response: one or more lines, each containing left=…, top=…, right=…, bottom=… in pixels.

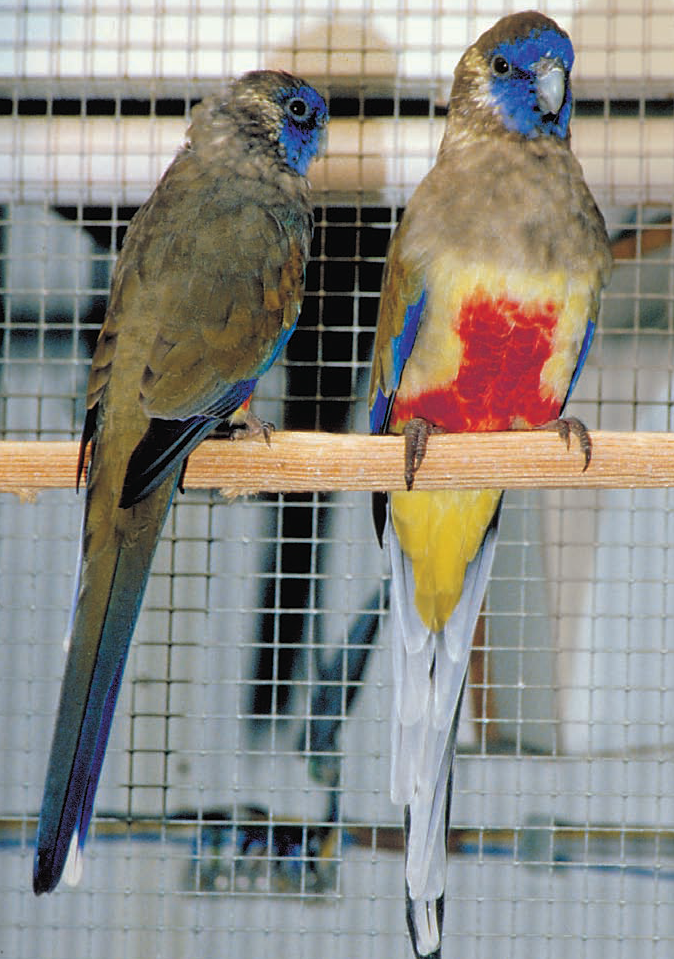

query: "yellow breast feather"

left=396, top=259, right=597, bottom=412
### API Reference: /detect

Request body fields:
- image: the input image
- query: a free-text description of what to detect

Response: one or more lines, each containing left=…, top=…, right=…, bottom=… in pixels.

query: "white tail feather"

left=63, top=830, right=84, bottom=887
left=410, top=896, right=441, bottom=958
left=387, top=501, right=502, bottom=922
left=391, top=707, right=425, bottom=803
left=406, top=731, right=452, bottom=898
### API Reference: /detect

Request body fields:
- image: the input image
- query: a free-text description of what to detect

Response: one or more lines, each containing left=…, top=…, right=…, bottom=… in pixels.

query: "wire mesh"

left=2, top=2, right=674, bottom=957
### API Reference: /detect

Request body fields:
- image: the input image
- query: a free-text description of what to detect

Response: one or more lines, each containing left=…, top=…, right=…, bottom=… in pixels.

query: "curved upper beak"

left=317, top=123, right=329, bottom=159
left=314, top=112, right=329, bottom=160
left=535, top=57, right=566, bottom=116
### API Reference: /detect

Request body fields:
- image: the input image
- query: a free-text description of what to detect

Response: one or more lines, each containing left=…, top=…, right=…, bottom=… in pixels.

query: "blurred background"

left=1, top=1, right=674, bottom=956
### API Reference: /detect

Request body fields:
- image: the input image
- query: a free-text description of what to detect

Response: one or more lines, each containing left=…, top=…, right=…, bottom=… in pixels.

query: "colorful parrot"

left=33, top=71, right=328, bottom=895
left=368, top=13, right=611, bottom=957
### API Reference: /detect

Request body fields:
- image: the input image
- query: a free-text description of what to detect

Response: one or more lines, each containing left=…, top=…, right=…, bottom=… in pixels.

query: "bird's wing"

left=138, top=202, right=308, bottom=422
left=102, top=172, right=310, bottom=505
left=368, top=229, right=427, bottom=436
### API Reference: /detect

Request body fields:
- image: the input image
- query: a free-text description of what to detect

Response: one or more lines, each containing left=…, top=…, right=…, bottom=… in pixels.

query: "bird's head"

left=224, top=70, right=329, bottom=176
left=450, top=12, right=574, bottom=141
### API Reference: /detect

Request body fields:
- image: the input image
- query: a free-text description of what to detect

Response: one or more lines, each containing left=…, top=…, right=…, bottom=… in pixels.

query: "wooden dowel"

left=0, top=431, right=672, bottom=496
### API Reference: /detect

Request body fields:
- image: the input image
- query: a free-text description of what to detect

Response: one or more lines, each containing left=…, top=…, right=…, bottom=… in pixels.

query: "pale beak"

left=316, top=122, right=329, bottom=159
left=535, top=57, right=566, bottom=116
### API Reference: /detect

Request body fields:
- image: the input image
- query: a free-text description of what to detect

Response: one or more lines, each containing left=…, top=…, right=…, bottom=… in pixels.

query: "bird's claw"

left=177, top=456, right=189, bottom=495
left=402, top=418, right=443, bottom=490
left=213, top=412, right=275, bottom=447
left=535, top=415, right=592, bottom=471
left=243, top=415, right=274, bottom=448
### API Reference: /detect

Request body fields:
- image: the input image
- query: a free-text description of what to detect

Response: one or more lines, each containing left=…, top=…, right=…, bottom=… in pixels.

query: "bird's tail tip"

left=32, top=855, right=49, bottom=896
left=403, top=801, right=447, bottom=958
left=33, top=826, right=84, bottom=895
left=406, top=885, right=444, bottom=958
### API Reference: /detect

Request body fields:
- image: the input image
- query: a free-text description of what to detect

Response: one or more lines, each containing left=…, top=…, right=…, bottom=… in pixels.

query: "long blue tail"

left=33, top=478, right=177, bottom=894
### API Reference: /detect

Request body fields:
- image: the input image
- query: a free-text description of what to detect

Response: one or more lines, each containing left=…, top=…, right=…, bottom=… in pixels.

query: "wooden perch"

left=1, top=430, right=673, bottom=497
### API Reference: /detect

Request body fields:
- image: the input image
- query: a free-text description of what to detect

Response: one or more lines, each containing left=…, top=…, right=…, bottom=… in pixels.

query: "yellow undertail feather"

left=391, top=487, right=502, bottom=631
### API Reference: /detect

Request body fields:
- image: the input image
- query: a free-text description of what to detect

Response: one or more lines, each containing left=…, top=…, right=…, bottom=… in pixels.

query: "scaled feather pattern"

left=33, top=70, right=328, bottom=895
left=368, top=12, right=611, bottom=957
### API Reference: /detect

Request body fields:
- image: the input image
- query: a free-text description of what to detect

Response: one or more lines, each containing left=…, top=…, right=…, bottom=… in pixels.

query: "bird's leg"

left=212, top=409, right=275, bottom=447
left=534, top=415, right=592, bottom=471
left=402, top=417, right=443, bottom=490
left=230, top=409, right=275, bottom=447
left=178, top=409, right=274, bottom=495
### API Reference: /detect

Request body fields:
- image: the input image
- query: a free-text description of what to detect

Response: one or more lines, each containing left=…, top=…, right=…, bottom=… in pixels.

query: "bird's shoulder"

left=122, top=142, right=313, bottom=270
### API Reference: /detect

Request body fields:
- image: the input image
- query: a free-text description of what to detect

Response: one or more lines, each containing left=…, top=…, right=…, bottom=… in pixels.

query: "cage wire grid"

left=1, top=1, right=674, bottom=957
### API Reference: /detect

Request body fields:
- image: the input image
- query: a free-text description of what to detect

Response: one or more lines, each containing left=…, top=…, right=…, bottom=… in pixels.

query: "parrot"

left=33, top=70, right=328, bottom=895
left=368, top=12, right=611, bottom=957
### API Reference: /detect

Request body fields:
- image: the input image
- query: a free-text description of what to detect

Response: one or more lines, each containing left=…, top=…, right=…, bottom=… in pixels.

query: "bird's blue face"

left=276, top=84, right=329, bottom=175
left=487, top=27, right=574, bottom=139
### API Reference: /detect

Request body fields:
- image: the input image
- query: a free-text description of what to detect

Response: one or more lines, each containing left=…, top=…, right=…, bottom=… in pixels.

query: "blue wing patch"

left=120, top=315, right=299, bottom=508
left=370, top=289, right=427, bottom=435
left=563, top=319, right=595, bottom=410
left=120, top=378, right=258, bottom=508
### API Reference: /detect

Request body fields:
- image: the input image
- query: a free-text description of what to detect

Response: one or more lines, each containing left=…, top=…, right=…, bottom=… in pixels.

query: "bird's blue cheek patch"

left=280, top=125, right=314, bottom=175
left=489, top=74, right=540, bottom=138
left=489, top=28, right=574, bottom=139
left=278, top=84, right=327, bottom=176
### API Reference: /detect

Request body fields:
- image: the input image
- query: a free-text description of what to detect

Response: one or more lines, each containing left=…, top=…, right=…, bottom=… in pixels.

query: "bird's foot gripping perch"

left=534, top=415, right=592, bottom=471
left=403, top=418, right=445, bottom=490
left=177, top=411, right=275, bottom=495
left=212, top=408, right=274, bottom=447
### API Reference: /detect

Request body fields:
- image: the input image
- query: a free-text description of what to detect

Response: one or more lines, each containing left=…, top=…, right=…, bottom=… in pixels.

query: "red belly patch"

left=390, top=291, right=563, bottom=432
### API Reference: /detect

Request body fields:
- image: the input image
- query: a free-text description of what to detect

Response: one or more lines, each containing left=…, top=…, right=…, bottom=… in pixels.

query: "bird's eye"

left=491, top=55, right=511, bottom=77
left=286, top=97, right=310, bottom=120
